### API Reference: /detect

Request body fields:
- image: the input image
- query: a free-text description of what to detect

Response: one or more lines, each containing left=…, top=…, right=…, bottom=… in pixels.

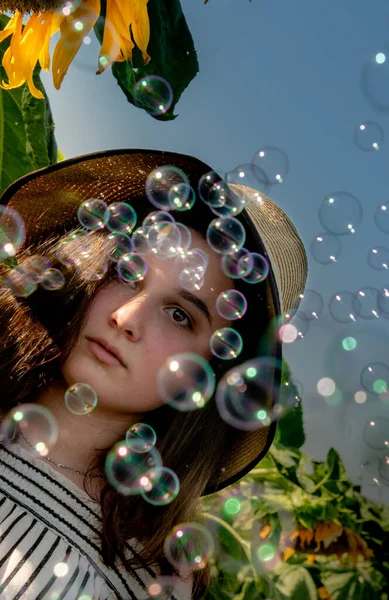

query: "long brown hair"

left=0, top=206, right=269, bottom=598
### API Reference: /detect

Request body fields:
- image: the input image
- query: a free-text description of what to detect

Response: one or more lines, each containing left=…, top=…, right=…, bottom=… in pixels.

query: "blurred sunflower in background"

left=0, top=0, right=151, bottom=99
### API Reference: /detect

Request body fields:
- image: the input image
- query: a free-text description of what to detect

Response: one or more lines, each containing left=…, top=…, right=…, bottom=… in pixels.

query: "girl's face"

left=61, top=230, right=233, bottom=417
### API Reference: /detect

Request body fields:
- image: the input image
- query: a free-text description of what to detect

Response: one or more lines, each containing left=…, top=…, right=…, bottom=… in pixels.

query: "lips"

left=87, top=337, right=126, bottom=367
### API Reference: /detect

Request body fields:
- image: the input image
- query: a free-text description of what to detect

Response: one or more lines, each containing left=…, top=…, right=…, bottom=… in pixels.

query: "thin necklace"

left=19, top=430, right=104, bottom=479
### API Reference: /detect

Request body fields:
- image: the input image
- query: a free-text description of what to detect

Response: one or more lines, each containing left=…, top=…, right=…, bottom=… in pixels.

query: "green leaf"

left=0, top=14, right=57, bottom=197
left=321, top=567, right=385, bottom=600
left=296, top=456, right=317, bottom=493
left=274, top=565, right=319, bottom=600
left=270, top=444, right=301, bottom=468
left=94, top=0, right=199, bottom=121
left=232, top=580, right=261, bottom=600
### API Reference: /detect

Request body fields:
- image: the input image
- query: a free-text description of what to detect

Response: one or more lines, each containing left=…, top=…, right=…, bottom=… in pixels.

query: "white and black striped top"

left=0, top=441, right=192, bottom=600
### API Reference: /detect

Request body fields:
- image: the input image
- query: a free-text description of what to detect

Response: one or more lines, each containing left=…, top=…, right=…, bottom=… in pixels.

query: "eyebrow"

left=176, top=288, right=213, bottom=327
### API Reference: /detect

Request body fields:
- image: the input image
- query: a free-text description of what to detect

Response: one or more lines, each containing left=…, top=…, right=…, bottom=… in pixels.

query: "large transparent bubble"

left=0, top=404, right=58, bottom=458
left=106, top=202, right=137, bottom=235
left=164, top=522, right=215, bottom=571
left=105, top=441, right=162, bottom=496
left=215, top=357, right=282, bottom=431
left=146, top=166, right=191, bottom=211
left=157, top=353, right=216, bottom=411
left=64, top=382, right=98, bottom=415
left=125, top=423, right=157, bottom=453
left=140, top=466, right=180, bottom=506
left=206, top=217, right=246, bottom=254
left=77, top=198, right=109, bottom=231
left=0, top=206, right=26, bottom=262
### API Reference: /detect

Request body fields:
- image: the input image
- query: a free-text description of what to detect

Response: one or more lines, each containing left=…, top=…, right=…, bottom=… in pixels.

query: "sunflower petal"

left=0, top=10, right=20, bottom=43
left=108, top=0, right=135, bottom=61
left=130, top=0, right=150, bottom=63
left=38, top=12, right=55, bottom=70
left=52, top=0, right=100, bottom=89
left=97, top=0, right=122, bottom=73
left=20, top=14, right=51, bottom=73
left=1, top=11, right=24, bottom=88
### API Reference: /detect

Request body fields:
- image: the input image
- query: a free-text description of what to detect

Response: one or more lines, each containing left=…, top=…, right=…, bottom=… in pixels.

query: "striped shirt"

left=0, top=441, right=192, bottom=600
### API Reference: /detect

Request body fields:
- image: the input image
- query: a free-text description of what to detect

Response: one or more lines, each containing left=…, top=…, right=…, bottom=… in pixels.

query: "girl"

left=0, top=149, right=307, bottom=599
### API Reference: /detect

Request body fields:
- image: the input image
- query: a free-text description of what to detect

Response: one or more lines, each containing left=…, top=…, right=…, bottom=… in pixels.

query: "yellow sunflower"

left=280, top=521, right=374, bottom=567
left=0, top=0, right=151, bottom=99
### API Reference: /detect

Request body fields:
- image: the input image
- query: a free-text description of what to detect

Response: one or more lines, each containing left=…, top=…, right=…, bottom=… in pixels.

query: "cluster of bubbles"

left=0, top=161, right=298, bottom=436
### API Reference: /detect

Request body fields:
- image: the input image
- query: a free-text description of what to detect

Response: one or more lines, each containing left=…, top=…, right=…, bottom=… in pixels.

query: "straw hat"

left=0, top=149, right=308, bottom=495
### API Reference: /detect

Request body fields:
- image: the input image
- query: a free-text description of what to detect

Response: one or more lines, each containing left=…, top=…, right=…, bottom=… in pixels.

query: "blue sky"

left=40, top=0, right=389, bottom=502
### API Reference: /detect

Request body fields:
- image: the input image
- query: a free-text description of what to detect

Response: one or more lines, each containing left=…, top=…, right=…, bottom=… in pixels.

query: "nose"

left=109, top=294, right=150, bottom=340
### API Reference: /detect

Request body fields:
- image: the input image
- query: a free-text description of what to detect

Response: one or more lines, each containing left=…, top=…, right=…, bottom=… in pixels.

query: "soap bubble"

left=104, top=232, right=133, bottom=263
left=174, top=249, right=208, bottom=292
left=360, top=363, right=389, bottom=395
left=55, top=230, right=90, bottom=268
left=106, top=202, right=137, bottom=235
left=294, top=289, right=324, bottom=320
left=126, top=423, right=157, bottom=453
left=225, top=163, right=269, bottom=195
left=310, top=232, right=341, bottom=264
left=207, top=180, right=245, bottom=218
left=39, top=268, right=66, bottom=291
left=117, top=253, right=148, bottom=283
left=318, top=192, right=363, bottom=235
left=147, top=221, right=182, bottom=259
left=354, top=121, right=383, bottom=151
left=221, top=247, right=253, bottom=279
left=0, top=404, right=58, bottom=457
left=131, top=227, right=151, bottom=255
left=64, top=383, right=98, bottom=415
left=360, top=49, right=389, bottom=113
left=157, top=353, right=216, bottom=411
left=2, top=265, right=37, bottom=297
left=374, top=203, right=389, bottom=234
left=140, top=466, right=180, bottom=506
left=353, top=287, right=380, bottom=320
left=367, top=246, right=389, bottom=271
left=105, top=441, right=162, bottom=495
left=164, top=522, right=215, bottom=571
left=134, top=75, right=173, bottom=117
left=329, top=291, right=358, bottom=324
left=77, top=199, right=109, bottom=231
left=207, top=217, right=246, bottom=254
left=278, top=309, right=310, bottom=342
left=363, top=417, right=389, bottom=450
left=210, top=327, right=243, bottom=360
left=251, top=146, right=289, bottom=186
left=215, top=357, right=283, bottom=431
left=143, top=211, right=176, bottom=231
left=216, top=289, right=247, bottom=320
left=240, top=252, right=269, bottom=284
left=168, top=183, right=196, bottom=212
left=198, top=171, right=223, bottom=206
left=146, top=166, right=190, bottom=211
left=0, top=206, right=26, bottom=262
left=22, top=255, right=53, bottom=284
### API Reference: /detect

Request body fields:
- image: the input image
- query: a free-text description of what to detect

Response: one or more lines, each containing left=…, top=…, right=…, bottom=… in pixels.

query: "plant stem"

left=203, top=511, right=252, bottom=562
left=249, top=468, right=278, bottom=475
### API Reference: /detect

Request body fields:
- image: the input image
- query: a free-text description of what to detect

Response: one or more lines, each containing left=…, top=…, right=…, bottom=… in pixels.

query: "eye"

left=122, top=280, right=193, bottom=330
left=165, top=307, right=193, bottom=330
